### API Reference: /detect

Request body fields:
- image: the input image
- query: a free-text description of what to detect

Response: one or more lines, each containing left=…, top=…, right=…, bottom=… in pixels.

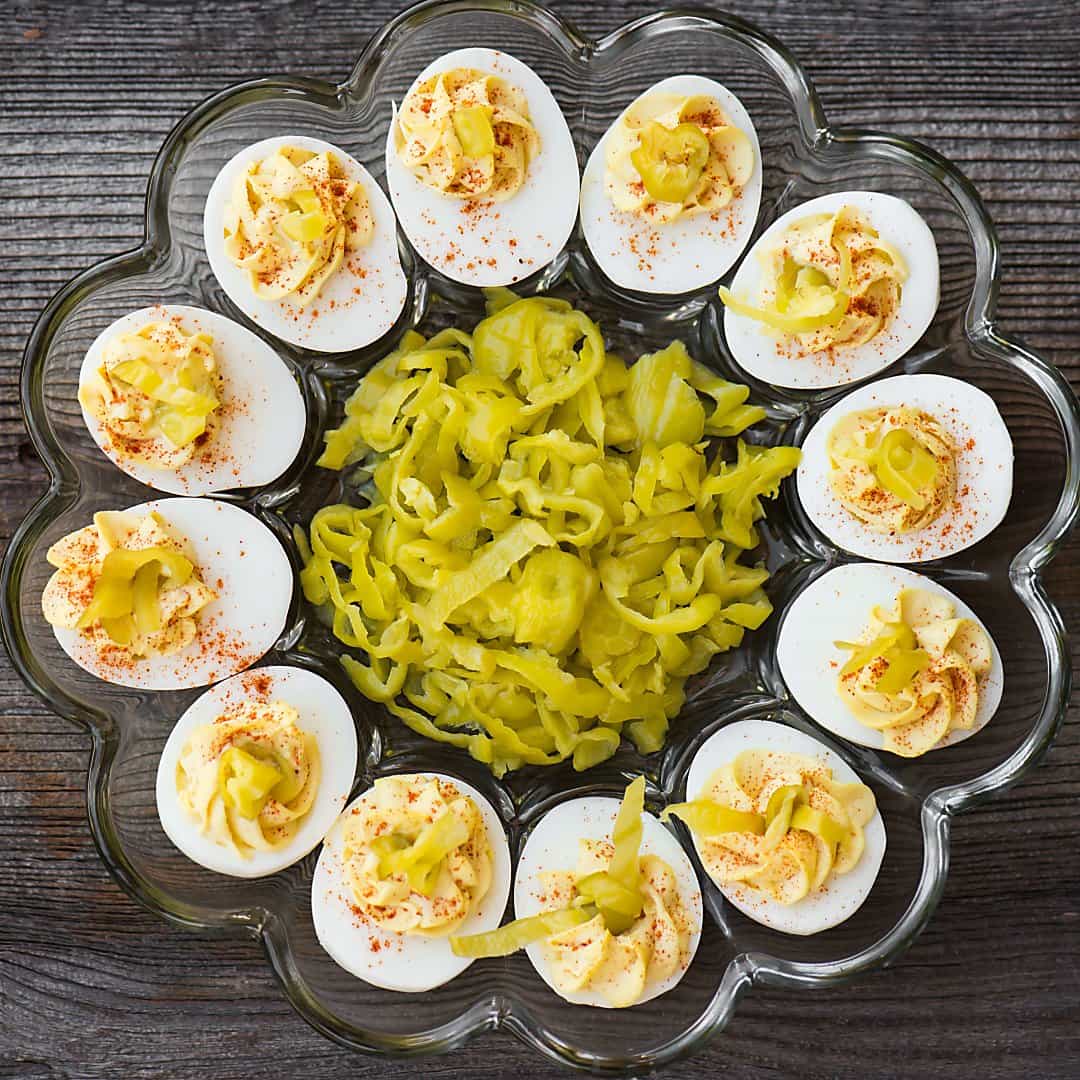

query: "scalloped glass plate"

left=3, top=2, right=1078, bottom=1073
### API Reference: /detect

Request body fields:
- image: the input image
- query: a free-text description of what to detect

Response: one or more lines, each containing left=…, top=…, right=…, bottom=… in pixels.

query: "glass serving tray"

left=3, top=1, right=1077, bottom=1073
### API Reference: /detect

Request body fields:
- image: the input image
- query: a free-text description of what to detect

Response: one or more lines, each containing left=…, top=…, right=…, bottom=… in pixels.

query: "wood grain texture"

left=1, top=1, right=1078, bottom=1077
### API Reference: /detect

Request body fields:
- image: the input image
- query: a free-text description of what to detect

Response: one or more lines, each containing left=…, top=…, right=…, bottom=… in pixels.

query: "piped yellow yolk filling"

left=665, top=750, right=875, bottom=906
left=396, top=67, right=540, bottom=201
left=718, top=204, right=907, bottom=351
left=79, top=321, right=221, bottom=469
left=606, top=92, right=754, bottom=223
left=41, top=510, right=217, bottom=660
left=176, top=700, right=320, bottom=858
left=836, top=587, right=992, bottom=757
left=537, top=844, right=692, bottom=1008
left=827, top=406, right=957, bottom=535
left=297, top=293, right=801, bottom=777
left=224, top=146, right=373, bottom=307
left=340, top=774, right=493, bottom=936
left=451, top=777, right=692, bottom=1008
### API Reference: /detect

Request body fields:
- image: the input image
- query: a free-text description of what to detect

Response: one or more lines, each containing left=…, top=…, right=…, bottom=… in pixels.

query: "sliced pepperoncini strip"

left=449, top=904, right=596, bottom=958
left=299, top=295, right=799, bottom=775
left=580, top=774, right=647, bottom=934
left=450, top=776, right=651, bottom=959
left=371, top=812, right=472, bottom=897
left=631, top=121, right=710, bottom=204
left=718, top=278, right=850, bottom=335
left=217, top=746, right=283, bottom=819
left=661, top=801, right=765, bottom=837
left=866, top=428, right=940, bottom=509
left=76, top=545, right=193, bottom=643
left=789, top=804, right=848, bottom=848
left=838, top=620, right=931, bottom=695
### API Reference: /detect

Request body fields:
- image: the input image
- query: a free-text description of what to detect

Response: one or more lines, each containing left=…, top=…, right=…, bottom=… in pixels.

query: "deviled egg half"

left=673, top=719, right=886, bottom=935
left=719, top=191, right=939, bottom=389
left=385, top=47, right=579, bottom=287
left=581, top=75, right=762, bottom=295
left=796, top=373, right=1013, bottom=562
left=78, top=305, right=306, bottom=495
left=474, top=777, right=702, bottom=1009
left=311, top=772, right=512, bottom=993
left=155, top=665, right=358, bottom=877
left=204, top=134, right=407, bottom=353
left=40, top=497, right=291, bottom=690
left=777, top=562, right=1003, bottom=758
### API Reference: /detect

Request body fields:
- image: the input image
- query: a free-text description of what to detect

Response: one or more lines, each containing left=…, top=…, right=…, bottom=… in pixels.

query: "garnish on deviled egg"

left=453, top=777, right=701, bottom=1008
left=78, top=320, right=221, bottom=471
left=205, top=135, right=407, bottom=353
left=157, top=666, right=357, bottom=877
left=580, top=75, right=762, bottom=294
left=311, top=772, right=512, bottom=992
left=176, top=698, right=321, bottom=857
left=42, top=509, right=216, bottom=662
left=223, top=144, right=373, bottom=308
left=395, top=66, right=540, bottom=202
left=836, top=586, right=994, bottom=757
left=776, top=563, right=1004, bottom=758
left=606, top=91, right=753, bottom=224
left=78, top=306, right=306, bottom=496
left=666, top=748, right=875, bottom=906
left=827, top=405, right=957, bottom=535
left=385, top=48, right=579, bottom=288
left=719, top=203, right=907, bottom=352
left=41, top=499, right=292, bottom=690
left=720, top=191, right=939, bottom=389
left=680, top=719, right=886, bottom=935
left=340, top=774, right=494, bottom=937
left=797, top=373, right=1013, bottom=562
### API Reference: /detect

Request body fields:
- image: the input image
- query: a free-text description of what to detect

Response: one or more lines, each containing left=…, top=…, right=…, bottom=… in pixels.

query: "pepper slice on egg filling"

left=666, top=748, right=876, bottom=906
left=718, top=203, right=907, bottom=352
left=836, top=587, right=993, bottom=756
left=451, top=777, right=697, bottom=1008
left=41, top=509, right=217, bottom=662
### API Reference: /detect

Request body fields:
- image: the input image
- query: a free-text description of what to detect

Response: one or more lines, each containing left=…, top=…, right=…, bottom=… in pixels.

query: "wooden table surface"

left=2, top=2, right=1077, bottom=1077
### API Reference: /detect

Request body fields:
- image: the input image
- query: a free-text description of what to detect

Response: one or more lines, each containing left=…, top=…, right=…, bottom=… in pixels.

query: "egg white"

left=78, top=305, right=306, bottom=496
left=310, top=771, right=512, bottom=993
left=154, top=665, right=358, bottom=878
left=684, top=718, right=887, bottom=936
left=385, top=47, right=579, bottom=288
left=580, top=75, right=762, bottom=295
left=722, top=191, right=940, bottom=389
left=50, top=497, right=292, bottom=690
left=776, top=562, right=1004, bottom=755
left=797, top=372, right=1013, bottom=562
left=204, top=135, right=407, bottom=353
left=514, top=794, right=703, bottom=1008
